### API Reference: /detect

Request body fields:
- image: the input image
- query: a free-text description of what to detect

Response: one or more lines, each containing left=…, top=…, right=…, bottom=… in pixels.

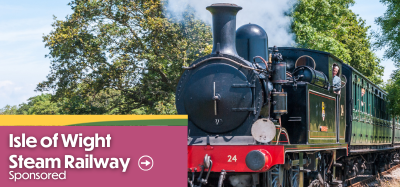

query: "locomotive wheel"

left=288, top=154, right=300, bottom=187
left=269, top=164, right=300, bottom=187
left=307, top=153, right=334, bottom=187
left=372, top=161, right=380, bottom=175
left=289, top=166, right=300, bottom=187
left=270, top=166, right=281, bottom=187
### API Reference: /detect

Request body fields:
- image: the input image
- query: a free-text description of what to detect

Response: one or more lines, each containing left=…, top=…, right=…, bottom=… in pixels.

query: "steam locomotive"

left=176, top=3, right=400, bottom=187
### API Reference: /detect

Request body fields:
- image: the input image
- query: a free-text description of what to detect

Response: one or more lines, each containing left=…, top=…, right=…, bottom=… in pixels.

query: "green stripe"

left=68, top=119, right=187, bottom=126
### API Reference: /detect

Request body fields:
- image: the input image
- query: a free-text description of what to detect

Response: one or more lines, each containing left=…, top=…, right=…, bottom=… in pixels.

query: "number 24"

left=228, top=155, right=237, bottom=162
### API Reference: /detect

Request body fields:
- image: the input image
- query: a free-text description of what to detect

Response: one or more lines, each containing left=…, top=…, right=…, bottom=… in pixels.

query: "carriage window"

left=375, top=90, right=378, bottom=118
left=353, top=75, right=357, bottom=110
left=368, top=85, right=371, bottom=115
left=384, top=96, right=387, bottom=120
left=379, top=95, right=382, bottom=119
left=361, top=87, right=366, bottom=112
left=366, top=86, right=370, bottom=114
left=358, top=86, right=361, bottom=110
left=295, top=55, right=316, bottom=69
left=379, top=92, right=382, bottom=119
left=355, top=89, right=358, bottom=110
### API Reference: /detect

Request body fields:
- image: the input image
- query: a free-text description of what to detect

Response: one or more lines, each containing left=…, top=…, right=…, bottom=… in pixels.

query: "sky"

left=0, top=0, right=395, bottom=108
left=0, top=0, right=73, bottom=108
left=349, top=0, right=395, bottom=83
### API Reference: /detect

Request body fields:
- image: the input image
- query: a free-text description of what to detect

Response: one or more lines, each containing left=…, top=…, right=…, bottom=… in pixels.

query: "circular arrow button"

left=138, top=155, right=154, bottom=171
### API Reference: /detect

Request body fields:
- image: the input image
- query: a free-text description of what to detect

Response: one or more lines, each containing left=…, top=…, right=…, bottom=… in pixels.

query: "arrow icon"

left=138, top=155, right=153, bottom=171
left=141, top=160, right=150, bottom=166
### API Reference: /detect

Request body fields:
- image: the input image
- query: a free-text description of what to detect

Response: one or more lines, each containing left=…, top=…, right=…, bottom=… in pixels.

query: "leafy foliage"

left=292, top=0, right=384, bottom=84
left=375, top=0, right=400, bottom=62
left=19, top=94, right=61, bottom=114
left=386, top=79, right=400, bottom=116
left=374, top=0, right=400, bottom=116
left=37, top=0, right=212, bottom=114
left=0, top=94, right=60, bottom=115
left=0, top=105, right=18, bottom=115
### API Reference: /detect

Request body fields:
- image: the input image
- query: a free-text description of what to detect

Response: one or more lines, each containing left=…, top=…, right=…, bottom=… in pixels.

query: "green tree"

left=375, top=0, right=400, bottom=116
left=17, top=94, right=61, bottom=115
left=386, top=79, right=400, bottom=116
left=0, top=94, right=61, bottom=115
left=292, top=0, right=384, bottom=84
left=0, top=105, right=18, bottom=115
left=37, top=0, right=212, bottom=114
left=58, top=87, right=123, bottom=114
left=375, top=0, right=400, bottom=62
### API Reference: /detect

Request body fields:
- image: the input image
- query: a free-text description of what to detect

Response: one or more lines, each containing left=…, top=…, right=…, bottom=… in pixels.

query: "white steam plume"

left=165, top=0, right=296, bottom=47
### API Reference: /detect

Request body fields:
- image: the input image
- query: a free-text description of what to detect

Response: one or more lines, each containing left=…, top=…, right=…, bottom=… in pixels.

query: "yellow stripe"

left=0, top=115, right=188, bottom=126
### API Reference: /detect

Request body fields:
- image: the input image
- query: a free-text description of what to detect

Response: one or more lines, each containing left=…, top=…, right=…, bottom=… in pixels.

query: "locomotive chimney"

left=206, top=3, right=242, bottom=56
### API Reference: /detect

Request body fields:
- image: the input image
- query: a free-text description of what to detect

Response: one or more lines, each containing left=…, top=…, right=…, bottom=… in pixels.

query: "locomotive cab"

left=278, top=48, right=347, bottom=144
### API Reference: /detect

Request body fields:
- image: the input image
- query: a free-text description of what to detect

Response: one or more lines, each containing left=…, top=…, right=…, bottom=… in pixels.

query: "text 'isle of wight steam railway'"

left=176, top=3, right=400, bottom=187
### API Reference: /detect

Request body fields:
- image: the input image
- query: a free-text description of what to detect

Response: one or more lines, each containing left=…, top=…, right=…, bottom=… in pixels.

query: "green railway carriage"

left=348, top=69, right=392, bottom=147
left=395, top=117, right=400, bottom=143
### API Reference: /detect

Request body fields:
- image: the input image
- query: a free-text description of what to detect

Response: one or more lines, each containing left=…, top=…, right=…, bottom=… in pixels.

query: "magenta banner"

left=0, top=126, right=187, bottom=186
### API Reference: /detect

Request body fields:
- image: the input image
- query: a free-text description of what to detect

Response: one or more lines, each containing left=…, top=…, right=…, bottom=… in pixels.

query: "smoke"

left=165, top=0, right=297, bottom=47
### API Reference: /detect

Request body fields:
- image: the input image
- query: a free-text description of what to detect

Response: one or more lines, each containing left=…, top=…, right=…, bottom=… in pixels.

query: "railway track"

left=349, top=164, right=400, bottom=187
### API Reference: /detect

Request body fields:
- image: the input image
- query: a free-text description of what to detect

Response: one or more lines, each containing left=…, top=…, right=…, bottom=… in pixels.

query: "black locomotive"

left=177, top=3, right=400, bottom=187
